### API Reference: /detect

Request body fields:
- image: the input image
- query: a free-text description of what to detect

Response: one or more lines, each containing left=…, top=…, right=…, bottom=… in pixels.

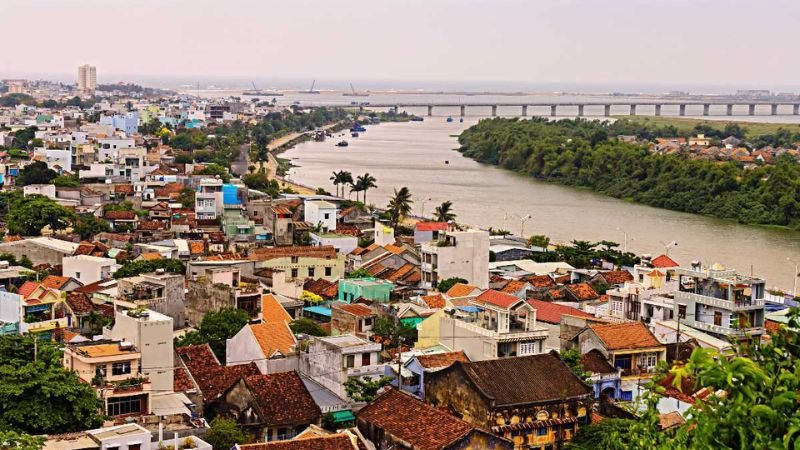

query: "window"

left=276, top=427, right=296, bottom=441
left=362, top=353, right=371, bottom=366
left=363, top=318, right=373, bottom=327
left=344, top=355, right=355, bottom=368
left=324, top=267, right=332, bottom=277
left=75, top=272, right=81, bottom=280
left=518, top=342, right=538, bottom=356
left=112, top=361, right=131, bottom=376
left=106, top=395, right=144, bottom=416
left=714, top=311, right=722, bottom=326
left=678, top=304, right=686, bottom=319
left=291, top=256, right=299, bottom=264
left=323, top=213, right=330, bottom=220
left=128, top=444, right=141, bottom=450
left=291, top=268, right=298, bottom=279
left=536, top=427, right=548, bottom=436
left=95, top=364, right=107, bottom=379
left=308, top=267, right=315, bottom=278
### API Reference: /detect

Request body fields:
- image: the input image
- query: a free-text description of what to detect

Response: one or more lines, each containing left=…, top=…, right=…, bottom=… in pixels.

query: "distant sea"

left=3, top=71, right=800, bottom=96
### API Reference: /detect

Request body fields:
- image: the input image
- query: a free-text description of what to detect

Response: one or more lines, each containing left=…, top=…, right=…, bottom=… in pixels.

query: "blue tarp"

left=457, top=306, right=482, bottom=313
left=303, top=306, right=332, bottom=317
left=223, top=184, right=242, bottom=205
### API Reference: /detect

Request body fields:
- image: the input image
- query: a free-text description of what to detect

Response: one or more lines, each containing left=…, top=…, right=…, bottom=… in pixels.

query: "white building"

left=23, top=183, right=57, bottom=199
left=195, top=178, right=224, bottom=220
left=63, top=255, right=119, bottom=285
left=77, top=64, right=97, bottom=94
left=106, top=309, right=174, bottom=392
left=310, top=232, right=358, bottom=256
left=304, top=200, right=337, bottom=231
left=420, top=230, right=490, bottom=290
left=300, top=334, right=385, bottom=401
left=43, top=423, right=211, bottom=450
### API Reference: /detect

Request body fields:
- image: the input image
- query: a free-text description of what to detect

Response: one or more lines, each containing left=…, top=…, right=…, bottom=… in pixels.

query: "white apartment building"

left=304, top=200, right=337, bottom=231
left=106, top=309, right=174, bottom=392
left=300, top=334, right=385, bottom=401
left=77, top=64, right=97, bottom=94
left=420, top=229, right=490, bottom=290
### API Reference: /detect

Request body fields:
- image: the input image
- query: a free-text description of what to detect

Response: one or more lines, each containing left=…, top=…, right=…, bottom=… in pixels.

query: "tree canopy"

left=6, top=195, right=76, bottom=236
left=113, top=259, right=186, bottom=279
left=458, top=118, right=800, bottom=227
left=436, top=277, right=468, bottom=293
left=16, top=161, right=56, bottom=186
left=0, top=335, right=104, bottom=434
left=204, top=418, right=250, bottom=450
left=175, top=308, right=250, bottom=363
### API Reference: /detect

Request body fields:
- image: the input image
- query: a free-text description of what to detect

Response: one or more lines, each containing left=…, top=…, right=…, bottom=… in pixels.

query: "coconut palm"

left=433, top=200, right=456, bottom=223
left=330, top=170, right=344, bottom=197
left=355, top=173, right=377, bottom=204
left=387, top=187, right=413, bottom=228
left=340, top=171, right=354, bottom=197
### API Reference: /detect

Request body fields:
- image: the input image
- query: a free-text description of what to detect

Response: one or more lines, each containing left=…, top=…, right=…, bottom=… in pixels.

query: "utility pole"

left=675, top=311, right=681, bottom=362
left=33, top=334, right=38, bottom=362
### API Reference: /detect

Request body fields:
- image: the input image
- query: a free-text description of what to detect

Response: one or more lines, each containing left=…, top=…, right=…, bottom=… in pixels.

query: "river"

left=282, top=118, right=800, bottom=292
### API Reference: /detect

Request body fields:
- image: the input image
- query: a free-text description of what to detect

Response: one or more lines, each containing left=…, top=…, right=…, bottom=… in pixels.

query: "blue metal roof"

left=223, top=184, right=242, bottom=205
left=303, top=306, right=331, bottom=317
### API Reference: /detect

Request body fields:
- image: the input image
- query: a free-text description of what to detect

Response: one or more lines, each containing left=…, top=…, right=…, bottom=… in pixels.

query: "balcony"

left=684, top=319, right=763, bottom=337
left=675, top=291, right=764, bottom=311
left=21, top=317, right=69, bottom=333
left=346, top=363, right=386, bottom=377
left=451, top=317, right=548, bottom=341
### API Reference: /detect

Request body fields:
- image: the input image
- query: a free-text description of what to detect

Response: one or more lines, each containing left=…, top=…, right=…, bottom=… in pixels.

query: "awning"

left=330, top=410, right=355, bottom=423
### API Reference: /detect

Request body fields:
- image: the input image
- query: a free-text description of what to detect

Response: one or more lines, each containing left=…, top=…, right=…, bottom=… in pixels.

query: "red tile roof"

left=66, top=292, right=94, bottom=315
left=652, top=254, right=679, bottom=268
left=238, top=435, right=355, bottom=450
left=243, top=372, right=321, bottom=427
left=421, top=293, right=446, bottom=309
left=335, top=303, right=374, bottom=317
left=250, top=322, right=297, bottom=357
left=598, top=270, right=633, bottom=285
left=18, top=281, right=39, bottom=298
left=304, top=278, right=338, bottom=299
left=589, top=322, right=663, bottom=351
left=104, top=210, right=137, bottom=220
left=357, top=389, right=473, bottom=450
left=527, top=299, right=593, bottom=324
left=500, top=280, right=529, bottom=294
left=445, top=283, right=478, bottom=298
left=416, top=221, right=449, bottom=232
left=475, top=289, right=520, bottom=309
left=176, top=344, right=260, bottom=401
left=522, top=275, right=556, bottom=288
left=42, top=275, right=72, bottom=290
left=251, top=245, right=337, bottom=261
left=173, top=368, right=196, bottom=392
left=415, top=351, right=469, bottom=370
left=566, top=283, right=599, bottom=301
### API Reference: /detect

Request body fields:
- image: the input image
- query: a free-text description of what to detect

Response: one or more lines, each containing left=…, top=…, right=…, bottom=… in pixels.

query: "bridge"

left=298, top=101, right=800, bottom=117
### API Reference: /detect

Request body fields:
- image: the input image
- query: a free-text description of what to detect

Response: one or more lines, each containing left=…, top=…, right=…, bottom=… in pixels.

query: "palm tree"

left=434, top=200, right=456, bottom=223
left=387, top=187, right=414, bottom=228
left=350, top=182, right=363, bottom=202
left=356, top=173, right=377, bottom=204
left=330, top=171, right=343, bottom=197
left=340, top=171, right=354, bottom=198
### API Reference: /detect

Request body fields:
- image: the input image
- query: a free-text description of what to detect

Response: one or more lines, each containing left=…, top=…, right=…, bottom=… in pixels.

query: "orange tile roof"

left=386, top=263, right=415, bottom=282
left=566, top=283, right=599, bottom=301
left=522, top=274, right=556, bottom=288
left=140, top=252, right=163, bottom=261
left=250, top=322, right=297, bottom=357
left=589, top=322, right=662, bottom=350
left=415, top=351, right=469, bottom=370
left=475, top=290, right=521, bottom=309
left=261, top=294, right=292, bottom=324
left=599, top=270, right=633, bottom=285
left=527, top=299, right=593, bottom=324
left=445, top=283, right=479, bottom=298
left=251, top=245, right=337, bottom=261
left=335, top=303, right=374, bottom=317
left=652, top=254, right=679, bottom=268
left=189, top=241, right=205, bottom=255
left=42, top=275, right=71, bottom=290
left=384, top=244, right=405, bottom=255
left=500, top=280, right=529, bottom=294
left=421, top=293, right=446, bottom=309
left=18, top=281, right=39, bottom=298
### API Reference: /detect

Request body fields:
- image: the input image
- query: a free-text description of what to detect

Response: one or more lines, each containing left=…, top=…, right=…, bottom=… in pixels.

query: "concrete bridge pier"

left=491, top=105, right=497, bottom=116
left=703, top=104, right=710, bottom=116
left=679, top=104, right=686, bottom=116
left=749, top=104, right=756, bottom=116
left=427, top=105, right=433, bottom=116
left=654, top=104, right=662, bottom=116
left=577, top=105, right=585, bottom=117
left=604, top=105, right=611, bottom=117
left=794, top=104, right=800, bottom=115
left=550, top=105, right=557, bottom=117
left=726, top=104, right=733, bottom=115
left=771, top=104, right=778, bottom=116
left=460, top=105, right=466, bottom=117
left=521, top=105, right=528, bottom=116
left=629, top=104, right=637, bottom=115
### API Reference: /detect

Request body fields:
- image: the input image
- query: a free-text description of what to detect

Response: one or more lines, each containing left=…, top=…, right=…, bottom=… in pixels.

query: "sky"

left=3, top=0, right=800, bottom=91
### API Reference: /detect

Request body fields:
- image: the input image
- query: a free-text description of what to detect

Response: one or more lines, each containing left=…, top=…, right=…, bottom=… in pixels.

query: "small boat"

left=410, top=116, right=424, bottom=122
left=459, top=117, right=464, bottom=123
left=446, top=117, right=453, bottom=123
left=336, top=141, right=349, bottom=147
left=351, top=132, right=359, bottom=138
left=445, top=160, right=449, bottom=164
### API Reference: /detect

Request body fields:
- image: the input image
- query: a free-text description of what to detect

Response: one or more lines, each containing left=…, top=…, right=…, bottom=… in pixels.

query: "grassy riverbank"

left=613, top=115, right=800, bottom=139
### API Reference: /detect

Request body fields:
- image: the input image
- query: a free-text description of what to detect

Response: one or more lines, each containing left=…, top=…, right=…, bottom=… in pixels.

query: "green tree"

left=74, top=215, right=111, bottom=240
left=0, top=335, right=104, bottom=434
left=11, top=127, right=38, bottom=150
left=6, top=195, right=76, bottom=236
left=346, top=268, right=372, bottom=279
left=433, top=200, right=456, bottom=222
left=16, top=161, right=57, bottom=186
left=289, top=318, right=328, bottom=337
left=560, top=348, right=589, bottom=381
left=0, top=430, right=45, bottom=450
left=178, top=187, right=195, bottom=209
left=175, top=308, right=250, bottom=363
left=436, top=277, right=468, bottom=293
left=205, top=418, right=250, bottom=450
left=527, top=234, right=551, bottom=249
left=51, top=174, right=80, bottom=187
left=370, top=316, right=417, bottom=348
left=343, top=376, right=393, bottom=403
left=113, top=259, right=186, bottom=279
left=386, top=186, right=413, bottom=228
left=352, top=173, right=377, bottom=204
left=195, top=163, right=231, bottom=183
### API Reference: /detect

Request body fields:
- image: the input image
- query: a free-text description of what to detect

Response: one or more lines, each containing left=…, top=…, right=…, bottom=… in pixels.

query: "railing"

left=21, top=317, right=69, bottom=333
left=447, top=317, right=548, bottom=340
left=346, top=364, right=386, bottom=377
left=675, top=291, right=765, bottom=310
left=685, top=319, right=763, bottom=337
